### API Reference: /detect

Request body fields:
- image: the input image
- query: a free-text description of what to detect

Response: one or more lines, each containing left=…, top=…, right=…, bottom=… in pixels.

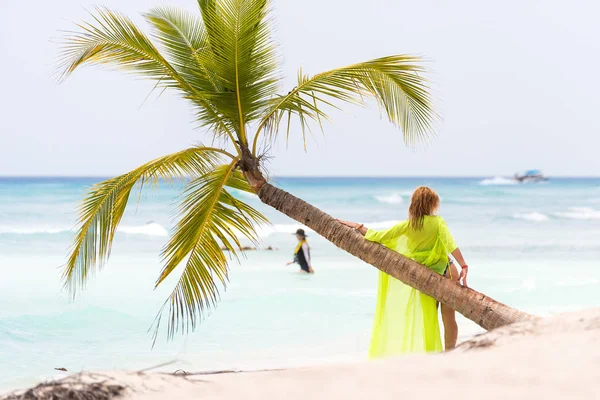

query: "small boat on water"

left=514, top=169, right=548, bottom=183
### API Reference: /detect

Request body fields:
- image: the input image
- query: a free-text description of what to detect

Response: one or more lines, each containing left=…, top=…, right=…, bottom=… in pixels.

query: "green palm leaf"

left=154, top=161, right=268, bottom=339
left=59, top=6, right=238, bottom=143
left=63, top=146, right=231, bottom=296
left=59, top=0, right=438, bottom=340
left=59, top=6, right=182, bottom=87
left=198, top=0, right=280, bottom=143
left=144, top=6, right=220, bottom=93
left=253, top=55, right=437, bottom=152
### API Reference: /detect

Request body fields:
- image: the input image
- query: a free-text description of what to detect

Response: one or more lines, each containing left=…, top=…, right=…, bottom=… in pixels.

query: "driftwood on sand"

left=2, top=373, right=125, bottom=400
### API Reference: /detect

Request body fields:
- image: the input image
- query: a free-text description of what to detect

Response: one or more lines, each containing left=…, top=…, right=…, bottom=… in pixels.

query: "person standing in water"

left=286, top=229, right=314, bottom=273
left=338, top=186, right=469, bottom=354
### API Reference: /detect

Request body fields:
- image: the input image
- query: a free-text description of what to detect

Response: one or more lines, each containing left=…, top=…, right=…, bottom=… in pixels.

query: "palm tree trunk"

left=254, top=181, right=536, bottom=331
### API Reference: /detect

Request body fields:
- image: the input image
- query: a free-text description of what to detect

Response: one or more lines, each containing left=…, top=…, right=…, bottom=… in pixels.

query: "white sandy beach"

left=4, top=308, right=599, bottom=400
left=3, top=0, right=600, bottom=397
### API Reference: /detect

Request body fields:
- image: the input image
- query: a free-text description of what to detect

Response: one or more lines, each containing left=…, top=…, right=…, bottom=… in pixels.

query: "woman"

left=286, top=229, right=314, bottom=273
left=338, top=186, right=469, bottom=356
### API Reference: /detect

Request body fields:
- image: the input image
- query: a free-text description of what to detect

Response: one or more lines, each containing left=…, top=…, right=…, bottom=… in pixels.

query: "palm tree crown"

left=59, top=0, right=437, bottom=340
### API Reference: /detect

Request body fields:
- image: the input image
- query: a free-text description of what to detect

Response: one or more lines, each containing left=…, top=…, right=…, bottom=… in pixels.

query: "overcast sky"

left=1, top=0, right=598, bottom=177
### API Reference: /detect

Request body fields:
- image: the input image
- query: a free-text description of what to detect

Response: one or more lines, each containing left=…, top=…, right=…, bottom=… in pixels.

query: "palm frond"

left=63, top=147, right=232, bottom=296
left=144, top=6, right=220, bottom=93
left=59, top=7, right=238, bottom=144
left=198, top=0, right=281, bottom=142
left=154, top=161, right=268, bottom=339
left=59, top=6, right=181, bottom=86
left=253, top=55, right=437, bottom=152
left=58, top=1, right=440, bottom=341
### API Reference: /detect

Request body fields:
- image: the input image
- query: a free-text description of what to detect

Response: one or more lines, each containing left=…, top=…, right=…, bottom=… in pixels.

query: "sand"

left=3, top=308, right=599, bottom=400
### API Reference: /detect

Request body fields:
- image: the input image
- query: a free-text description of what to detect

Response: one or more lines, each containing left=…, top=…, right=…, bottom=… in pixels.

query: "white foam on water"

left=479, top=176, right=517, bottom=186
left=0, top=222, right=169, bottom=237
left=513, top=212, right=549, bottom=222
left=554, top=207, right=600, bottom=220
left=0, top=226, right=70, bottom=234
left=374, top=193, right=404, bottom=205
left=119, top=222, right=168, bottom=237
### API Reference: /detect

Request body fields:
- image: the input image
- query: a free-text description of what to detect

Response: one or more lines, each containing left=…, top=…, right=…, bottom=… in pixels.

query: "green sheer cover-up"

left=364, top=215, right=457, bottom=357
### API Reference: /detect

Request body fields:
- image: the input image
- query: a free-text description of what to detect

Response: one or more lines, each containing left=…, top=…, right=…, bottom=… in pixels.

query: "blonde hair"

left=408, top=186, right=440, bottom=230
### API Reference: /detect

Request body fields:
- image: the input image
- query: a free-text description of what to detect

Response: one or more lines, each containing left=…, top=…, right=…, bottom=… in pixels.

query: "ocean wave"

left=0, top=222, right=169, bottom=237
left=0, top=226, right=70, bottom=234
left=119, top=222, right=168, bottom=237
left=374, top=193, right=404, bottom=205
left=554, top=207, right=600, bottom=220
left=513, top=212, right=549, bottom=222
left=479, top=176, right=517, bottom=186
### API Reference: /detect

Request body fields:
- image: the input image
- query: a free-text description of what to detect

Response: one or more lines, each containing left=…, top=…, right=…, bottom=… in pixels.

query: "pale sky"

left=1, top=0, right=599, bottom=177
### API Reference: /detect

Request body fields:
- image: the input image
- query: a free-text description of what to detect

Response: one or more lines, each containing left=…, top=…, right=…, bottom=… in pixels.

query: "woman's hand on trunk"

left=337, top=219, right=359, bottom=229
left=337, top=219, right=367, bottom=236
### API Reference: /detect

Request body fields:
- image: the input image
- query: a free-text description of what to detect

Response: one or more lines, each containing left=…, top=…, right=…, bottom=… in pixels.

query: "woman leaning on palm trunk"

left=338, top=186, right=470, bottom=355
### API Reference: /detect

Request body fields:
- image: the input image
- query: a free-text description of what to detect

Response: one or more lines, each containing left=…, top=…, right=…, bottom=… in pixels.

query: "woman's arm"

left=450, top=247, right=469, bottom=287
left=337, top=220, right=368, bottom=235
left=338, top=220, right=408, bottom=248
left=286, top=254, right=298, bottom=266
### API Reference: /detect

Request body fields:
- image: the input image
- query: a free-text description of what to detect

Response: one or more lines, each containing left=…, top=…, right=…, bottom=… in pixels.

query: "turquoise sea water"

left=1, top=176, right=600, bottom=390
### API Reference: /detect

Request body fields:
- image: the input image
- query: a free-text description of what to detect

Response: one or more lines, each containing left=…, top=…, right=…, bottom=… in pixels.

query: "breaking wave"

left=0, top=222, right=169, bottom=237
left=0, top=226, right=70, bottom=234
left=374, top=193, right=404, bottom=205
left=119, top=222, right=168, bottom=237
left=554, top=207, right=600, bottom=220
left=513, top=212, right=549, bottom=222
left=479, top=176, right=517, bottom=186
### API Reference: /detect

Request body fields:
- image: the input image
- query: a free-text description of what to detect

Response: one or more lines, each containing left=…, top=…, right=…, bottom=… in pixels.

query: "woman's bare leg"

left=441, top=262, right=460, bottom=350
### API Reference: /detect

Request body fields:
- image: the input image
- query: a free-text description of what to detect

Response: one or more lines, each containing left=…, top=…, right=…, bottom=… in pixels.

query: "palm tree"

left=60, top=0, right=534, bottom=340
